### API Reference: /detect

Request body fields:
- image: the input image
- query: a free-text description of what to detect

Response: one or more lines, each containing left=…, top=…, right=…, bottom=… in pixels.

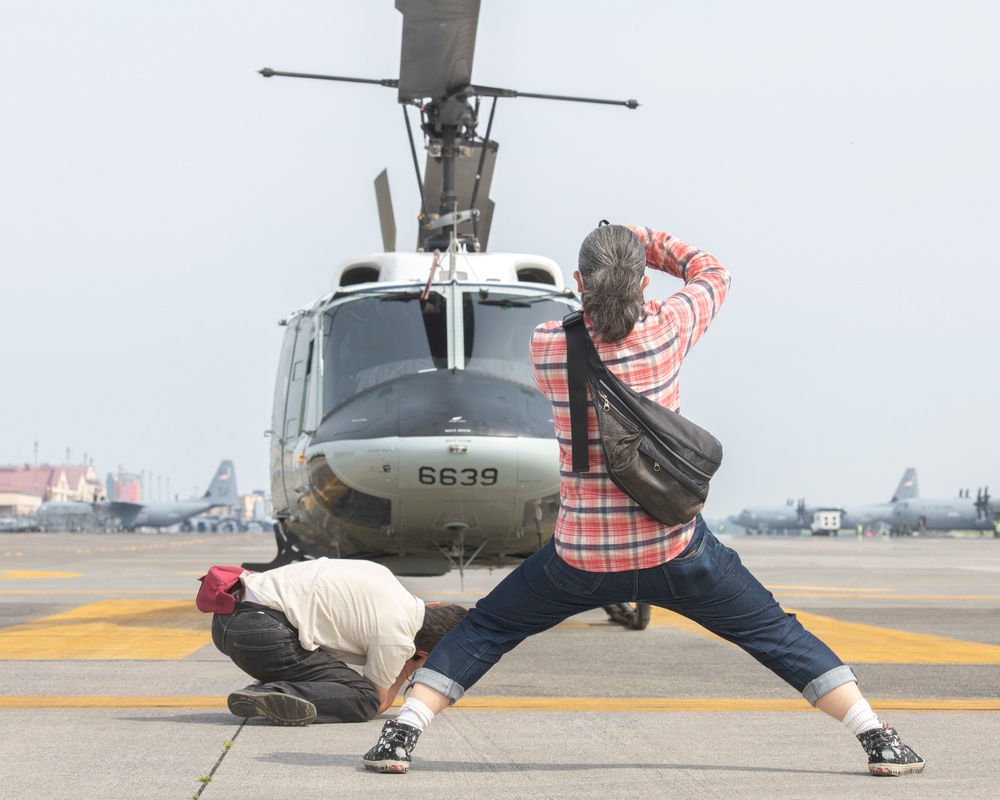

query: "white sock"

left=396, top=697, right=435, bottom=733
left=842, top=699, right=881, bottom=736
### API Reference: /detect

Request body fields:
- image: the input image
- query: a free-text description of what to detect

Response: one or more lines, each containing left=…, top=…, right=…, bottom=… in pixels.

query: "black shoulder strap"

left=563, top=311, right=590, bottom=472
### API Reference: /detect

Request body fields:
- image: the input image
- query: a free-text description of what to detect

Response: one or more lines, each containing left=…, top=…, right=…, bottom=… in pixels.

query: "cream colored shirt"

left=241, top=558, right=425, bottom=688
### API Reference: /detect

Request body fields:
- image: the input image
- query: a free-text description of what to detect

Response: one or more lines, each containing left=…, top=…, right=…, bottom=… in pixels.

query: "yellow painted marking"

left=776, top=593, right=1000, bottom=601
left=790, top=610, right=1000, bottom=664
left=769, top=585, right=1000, bottom=600
left=8, top=589, right=994, bottom=600
left=0, top=590, right=197, bottom=595
left=4, top=592, right=999, bottom=667
left=1, top=696, right=228, bottom=709
left=0, top=600, right=210, bottom=660
left=0, top=696, right=996, bottom=712
left=769, top=585, right=892, bottom=592
left=644, top=607, right=1000, bottom=664
left=450, top=697, right=1000, bottom=713
left=0, top=570, right=82, bottom=580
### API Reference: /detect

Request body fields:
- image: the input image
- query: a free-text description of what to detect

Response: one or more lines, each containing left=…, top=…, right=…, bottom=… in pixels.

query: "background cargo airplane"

left=733, top=468, right=919, bottom=534
left=108, top=460, right=238, bottom=530
left=892, top=487, right=997, bottom=535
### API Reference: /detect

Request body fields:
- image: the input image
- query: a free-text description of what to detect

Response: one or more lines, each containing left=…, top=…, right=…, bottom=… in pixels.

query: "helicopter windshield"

left=322, top=292, right=448, bottom=412
left=462, top=291, right=572, bottom=385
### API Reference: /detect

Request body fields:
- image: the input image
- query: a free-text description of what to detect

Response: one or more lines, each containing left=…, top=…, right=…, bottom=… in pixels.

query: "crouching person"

left=210, top=557, right=466, bottom=725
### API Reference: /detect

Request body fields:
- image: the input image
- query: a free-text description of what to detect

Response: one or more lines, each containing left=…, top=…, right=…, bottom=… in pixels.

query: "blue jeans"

left=416, top=517, right=855, bottom=706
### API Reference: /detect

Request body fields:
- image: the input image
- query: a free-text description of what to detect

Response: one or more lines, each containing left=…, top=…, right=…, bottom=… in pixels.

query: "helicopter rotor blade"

left=396, top=0, right=481, bottom=103
left=374, top=169, right=397, bottom=253
left=470, top=83, right=640, bottom=109
left=258, top=68, right=398, bottom=88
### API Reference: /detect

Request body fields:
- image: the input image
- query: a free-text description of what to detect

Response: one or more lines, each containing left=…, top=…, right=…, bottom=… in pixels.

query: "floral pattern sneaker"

left=857, top=723, right=925, bottom=776
left=362, top=718, right=421, bottom=774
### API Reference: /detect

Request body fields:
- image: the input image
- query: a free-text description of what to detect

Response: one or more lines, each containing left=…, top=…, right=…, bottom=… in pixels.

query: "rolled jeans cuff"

left=412, top=667, right=465, bottom=704
left=802, top=665, right=858, bottom=706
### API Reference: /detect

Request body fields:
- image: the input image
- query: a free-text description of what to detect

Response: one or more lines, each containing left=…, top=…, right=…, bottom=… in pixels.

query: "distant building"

left=0, top=491, right=42, bottom=517
left=106, top=470, right=143, bottom=502
left=0, top=463, right=106, bottom=506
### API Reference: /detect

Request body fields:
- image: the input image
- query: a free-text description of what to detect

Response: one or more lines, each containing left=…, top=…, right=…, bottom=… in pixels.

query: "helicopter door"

left=276, top=314, right=316, bottom=507
left=270, top=320, right=298, bottom=514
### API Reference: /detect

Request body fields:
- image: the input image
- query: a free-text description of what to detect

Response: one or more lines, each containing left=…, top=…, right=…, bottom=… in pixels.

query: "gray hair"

left=577, top=224, right=646, bottom=343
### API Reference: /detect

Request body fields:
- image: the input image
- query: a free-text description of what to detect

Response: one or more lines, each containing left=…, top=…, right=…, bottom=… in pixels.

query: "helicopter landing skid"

left=242, top=520, right=326, bottom=571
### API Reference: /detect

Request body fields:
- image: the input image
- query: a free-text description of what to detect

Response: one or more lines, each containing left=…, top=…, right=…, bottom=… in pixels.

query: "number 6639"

left=418, top=466, right=498, bottom=486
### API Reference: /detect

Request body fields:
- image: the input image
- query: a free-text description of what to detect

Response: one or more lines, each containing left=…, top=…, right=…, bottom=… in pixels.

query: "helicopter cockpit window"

left=322, top=293, right=448, bottom=412
left=462, top=292, right=571, bottom=386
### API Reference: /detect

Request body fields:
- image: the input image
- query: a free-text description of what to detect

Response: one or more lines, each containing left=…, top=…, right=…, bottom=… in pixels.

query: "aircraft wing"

left=108, top=501, right=143, bottom=528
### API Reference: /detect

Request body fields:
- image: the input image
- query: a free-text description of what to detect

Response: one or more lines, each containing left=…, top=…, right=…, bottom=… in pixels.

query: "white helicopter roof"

left=331, top=251, right=566, bottom=291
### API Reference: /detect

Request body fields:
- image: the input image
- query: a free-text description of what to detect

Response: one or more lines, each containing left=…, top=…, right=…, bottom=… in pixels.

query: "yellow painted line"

left=0, top=570, right=82, bottom=580
left=775, top=593, right=1000, bottom=601
left=790, top=609, right=1000, bottom=664
left=0, top=696, right=996, bottom=712
left=0, top=600, right=210, bottom=660
left=4, top=598, right=1000, bottom=666
left=768, top=585, right=891, bottom=591
left=0, top=590, right=197, bottom=595
left=451, top=697, right=1000, bottom=713
left=1, top=696, right=228, bottom=709
left=4, top=589, right=996, bottom=600
left=646, top=607, right=1000, bottom=664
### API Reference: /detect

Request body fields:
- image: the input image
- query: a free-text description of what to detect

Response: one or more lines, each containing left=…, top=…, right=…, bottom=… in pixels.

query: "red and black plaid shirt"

left=530, top=227, right=730, bottom=571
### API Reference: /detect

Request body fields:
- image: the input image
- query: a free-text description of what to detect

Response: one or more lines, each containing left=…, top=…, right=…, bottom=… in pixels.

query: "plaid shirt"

left=530, top=228, right=731, bottom=571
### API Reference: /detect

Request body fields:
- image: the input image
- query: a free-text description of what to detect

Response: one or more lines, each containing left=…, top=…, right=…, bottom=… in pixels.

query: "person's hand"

left=405, top=654, right=426, bottom=680
left=622, top=224, right=651, bottom=250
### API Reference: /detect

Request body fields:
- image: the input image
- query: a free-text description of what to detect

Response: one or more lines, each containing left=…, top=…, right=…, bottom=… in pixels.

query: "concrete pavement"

left=1, top=530, right=997, bottom=798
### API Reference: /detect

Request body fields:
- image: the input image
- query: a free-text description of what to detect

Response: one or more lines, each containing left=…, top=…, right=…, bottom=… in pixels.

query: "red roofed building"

left=0, top=463, right=107, bottom=508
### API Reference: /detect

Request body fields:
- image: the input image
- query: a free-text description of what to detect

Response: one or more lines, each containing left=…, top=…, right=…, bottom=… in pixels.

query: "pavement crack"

left=191, top=720, right=247, bottom=798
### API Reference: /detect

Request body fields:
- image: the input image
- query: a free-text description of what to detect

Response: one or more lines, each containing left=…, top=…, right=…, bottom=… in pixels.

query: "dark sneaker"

left=227, top=686, right=317, bottom=726
left=362, top=719, right=421, bottom=774
left=857, top=723, right=925, bottom=776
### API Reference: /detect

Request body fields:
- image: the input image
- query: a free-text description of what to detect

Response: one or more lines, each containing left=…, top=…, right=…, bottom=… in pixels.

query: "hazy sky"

left=2, top=1, right=997, bottom=515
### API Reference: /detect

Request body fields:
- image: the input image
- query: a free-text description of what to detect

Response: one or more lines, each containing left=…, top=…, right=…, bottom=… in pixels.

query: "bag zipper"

left=596, top=382, right=714, bottom=480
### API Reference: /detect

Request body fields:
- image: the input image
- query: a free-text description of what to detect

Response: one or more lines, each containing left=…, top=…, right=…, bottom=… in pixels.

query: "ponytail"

left=577, top=224, right=646, bottom=343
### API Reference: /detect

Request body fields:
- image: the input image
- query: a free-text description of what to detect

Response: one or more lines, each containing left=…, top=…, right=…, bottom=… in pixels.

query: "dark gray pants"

left=212, top=602, right=379, bottom=723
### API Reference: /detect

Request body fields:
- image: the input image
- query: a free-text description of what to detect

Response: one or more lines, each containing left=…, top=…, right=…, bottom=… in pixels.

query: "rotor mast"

left=259, top=0, right=638, bottom=254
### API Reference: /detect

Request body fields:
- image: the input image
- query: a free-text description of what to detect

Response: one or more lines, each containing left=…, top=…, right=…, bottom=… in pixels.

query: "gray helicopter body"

left=268, top=251, right=579, bottom=574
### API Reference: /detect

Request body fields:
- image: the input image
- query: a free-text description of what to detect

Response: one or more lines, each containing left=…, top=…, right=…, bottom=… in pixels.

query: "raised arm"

left=628, top=226, right=731, bottom=354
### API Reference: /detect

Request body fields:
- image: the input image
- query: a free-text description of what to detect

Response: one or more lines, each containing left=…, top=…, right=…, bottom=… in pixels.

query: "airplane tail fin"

left=204, top=461, right=239, bottom=506
left=890, top=467, right=919, bottom=503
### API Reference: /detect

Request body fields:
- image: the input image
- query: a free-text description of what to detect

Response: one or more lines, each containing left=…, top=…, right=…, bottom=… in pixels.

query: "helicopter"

left=248, top=0, right=639, bottom=581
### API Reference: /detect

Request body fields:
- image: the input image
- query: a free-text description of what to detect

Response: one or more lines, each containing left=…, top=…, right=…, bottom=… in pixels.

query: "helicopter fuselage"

left=268, top=250, right=579, bottom=575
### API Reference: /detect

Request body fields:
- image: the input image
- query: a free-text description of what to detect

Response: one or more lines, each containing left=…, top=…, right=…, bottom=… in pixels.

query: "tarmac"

left=1, top=529, right=998, bottom=799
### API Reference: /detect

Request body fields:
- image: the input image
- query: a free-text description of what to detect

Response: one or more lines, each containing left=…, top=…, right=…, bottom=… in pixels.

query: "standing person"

left=361, top=223, right=925, bottom=776
left=211, top=557, right=466, bottom=725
